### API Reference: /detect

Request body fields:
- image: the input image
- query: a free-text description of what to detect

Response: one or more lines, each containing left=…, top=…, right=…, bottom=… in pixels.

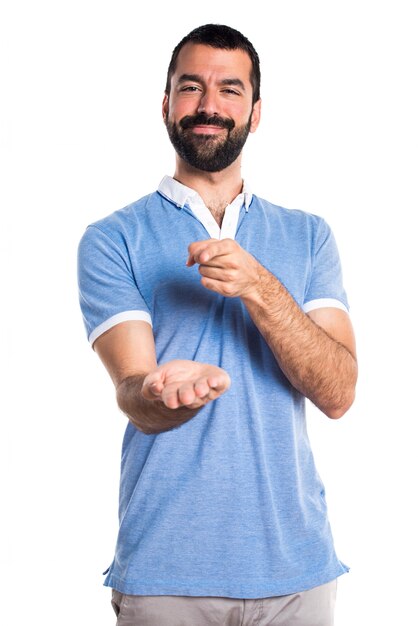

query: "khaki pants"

left=111, top=579, right=337, bottom=625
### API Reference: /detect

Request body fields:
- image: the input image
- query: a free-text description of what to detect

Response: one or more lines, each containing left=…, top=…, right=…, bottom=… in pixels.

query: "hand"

left=141, top=359, right=231, bottom=409
left=186, top=238, right=261, bottom=298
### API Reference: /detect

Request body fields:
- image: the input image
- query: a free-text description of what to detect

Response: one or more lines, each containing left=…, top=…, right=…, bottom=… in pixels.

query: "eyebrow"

left=178, top=74, right=246, bottom=91
left=220, top=78, right=246, bottom=91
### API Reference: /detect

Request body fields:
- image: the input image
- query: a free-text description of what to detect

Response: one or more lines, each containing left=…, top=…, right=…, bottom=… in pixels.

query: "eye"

left=221, top=88, right=240, bottom=96
left=180, top=85, right=201, bottom=92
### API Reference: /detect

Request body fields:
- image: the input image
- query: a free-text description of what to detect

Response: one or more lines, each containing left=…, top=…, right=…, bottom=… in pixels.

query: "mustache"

left=179, top=113, right=235, bottom=131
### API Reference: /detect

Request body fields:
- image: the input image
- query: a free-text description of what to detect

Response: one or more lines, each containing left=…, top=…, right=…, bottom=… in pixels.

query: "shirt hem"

left=303, top=298, right=349, bottom=314
left=88, top=310, right=152, bottom=345
left=104, top=563, right=349, bottom=598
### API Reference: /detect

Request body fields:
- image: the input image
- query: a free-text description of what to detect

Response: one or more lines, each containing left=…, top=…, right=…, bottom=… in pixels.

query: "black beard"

left=165, top=112, right=252, bottom=172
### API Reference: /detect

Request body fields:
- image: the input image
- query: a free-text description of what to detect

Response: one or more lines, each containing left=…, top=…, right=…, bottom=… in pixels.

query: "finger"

left=161, top=384, right=182, bottom=409
left=143, top=369, right=163, bottom=386
left=194, top=378, right=210, bottom=397
left=149, top=380, right=164, bottom=395
left=199, top=265, right=237, bottom=281
left=177, top=382, right=199, bottom=407
left=186, top=239, right=217, bottom=266
left=186, top=374, right=230, bottom=406
left=142, top=371, right=164, bottom=400
left=159, top=370, right=231, bottom=408
left=188, top=248, right=230, bottom=269
left=187, top=239, right=234, bottom=266
left=175, top=376, right=224, bottom=407
left=142, top=382, right=163, bottom=400
left=200, top=276, right=237, bottom=297
left=207, top=372, right=231, bottom=393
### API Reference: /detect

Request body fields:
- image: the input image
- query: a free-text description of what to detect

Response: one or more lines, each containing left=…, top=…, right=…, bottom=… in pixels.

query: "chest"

left=128, top=206, right=313, bottom=317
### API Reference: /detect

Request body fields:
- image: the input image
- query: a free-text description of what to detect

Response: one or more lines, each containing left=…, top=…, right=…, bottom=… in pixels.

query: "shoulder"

left=90, top=191, right=160, bottom=234
left=250, top=195, right=329, bottom=240
left=79, top=191, right=166, bottom=249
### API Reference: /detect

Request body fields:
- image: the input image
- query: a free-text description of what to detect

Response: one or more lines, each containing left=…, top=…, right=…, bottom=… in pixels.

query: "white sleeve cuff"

left=302, top=298, right=349, bottom=314
left=88, top=310, right=152, bottom=345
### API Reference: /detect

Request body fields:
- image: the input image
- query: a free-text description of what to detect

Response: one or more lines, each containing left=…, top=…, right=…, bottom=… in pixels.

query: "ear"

left=249, top=98, right=261, bottom=133
left=162, top=93, right=169, bottom=121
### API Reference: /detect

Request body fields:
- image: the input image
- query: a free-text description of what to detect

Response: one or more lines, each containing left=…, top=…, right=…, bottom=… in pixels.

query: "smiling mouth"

left=179, top=113, right=235, bottom=133
left=191, top=125, right=227, bottom=134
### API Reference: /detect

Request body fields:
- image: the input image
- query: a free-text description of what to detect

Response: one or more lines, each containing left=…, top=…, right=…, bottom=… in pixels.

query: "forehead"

left=172, top=43, right=253, bottom=84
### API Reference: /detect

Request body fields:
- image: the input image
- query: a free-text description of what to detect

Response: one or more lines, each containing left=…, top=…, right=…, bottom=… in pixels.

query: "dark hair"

left=165, top=24, right=261, bottom=105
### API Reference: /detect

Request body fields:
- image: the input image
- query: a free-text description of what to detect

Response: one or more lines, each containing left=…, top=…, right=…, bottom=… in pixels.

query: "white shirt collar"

left=157, top=176, right=252, bottom=240
left=158, top=175, right=253, bottom=212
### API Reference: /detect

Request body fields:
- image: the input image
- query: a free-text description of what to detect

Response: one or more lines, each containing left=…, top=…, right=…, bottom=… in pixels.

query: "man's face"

left=163, top=43, right=261, bottom=172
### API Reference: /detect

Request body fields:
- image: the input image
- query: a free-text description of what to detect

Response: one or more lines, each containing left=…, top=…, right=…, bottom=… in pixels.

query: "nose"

left=197, top=88, right=219, bottom=116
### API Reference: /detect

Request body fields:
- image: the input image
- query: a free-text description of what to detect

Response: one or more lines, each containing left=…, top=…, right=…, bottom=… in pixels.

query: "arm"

left=187, top=239, right=357, bottom=419
left=93, top=320, right=231, bottom=434
left=242, top=274, right=357, bottom=418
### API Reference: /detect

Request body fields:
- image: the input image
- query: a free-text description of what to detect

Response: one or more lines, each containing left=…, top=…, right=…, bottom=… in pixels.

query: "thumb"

left=142, top=370, right=164, bottom=400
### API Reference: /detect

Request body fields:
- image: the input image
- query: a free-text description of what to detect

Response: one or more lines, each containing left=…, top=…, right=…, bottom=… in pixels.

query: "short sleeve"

left=77, top=225, right=152, bottom=345
left=303, top=219, right=349, bottom=314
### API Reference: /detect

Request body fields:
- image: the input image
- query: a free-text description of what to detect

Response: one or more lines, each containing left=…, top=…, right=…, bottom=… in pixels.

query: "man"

left=78, top=24, right=357, bottom=626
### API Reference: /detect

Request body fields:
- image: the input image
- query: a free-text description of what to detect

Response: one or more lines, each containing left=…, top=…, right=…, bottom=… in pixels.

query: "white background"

left=2, top=1, right=417, bottom=624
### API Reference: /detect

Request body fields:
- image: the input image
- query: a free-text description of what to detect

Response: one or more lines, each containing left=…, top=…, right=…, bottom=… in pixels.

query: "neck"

left=173, top=157, right=244, bottom=226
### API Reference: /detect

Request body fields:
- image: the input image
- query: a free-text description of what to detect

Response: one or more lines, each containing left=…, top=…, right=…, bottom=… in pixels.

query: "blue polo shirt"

left=78, top=176, right=349, bottom=598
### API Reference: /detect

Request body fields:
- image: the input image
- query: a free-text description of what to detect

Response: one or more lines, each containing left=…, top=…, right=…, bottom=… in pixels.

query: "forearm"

left=242, top=266, right=358, bottom=418
left=116, top=375, right=199, bottom=435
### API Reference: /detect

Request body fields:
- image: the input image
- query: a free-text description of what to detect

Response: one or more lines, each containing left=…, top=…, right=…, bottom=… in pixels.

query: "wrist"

left=241, top=263, right=271, bottom=308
